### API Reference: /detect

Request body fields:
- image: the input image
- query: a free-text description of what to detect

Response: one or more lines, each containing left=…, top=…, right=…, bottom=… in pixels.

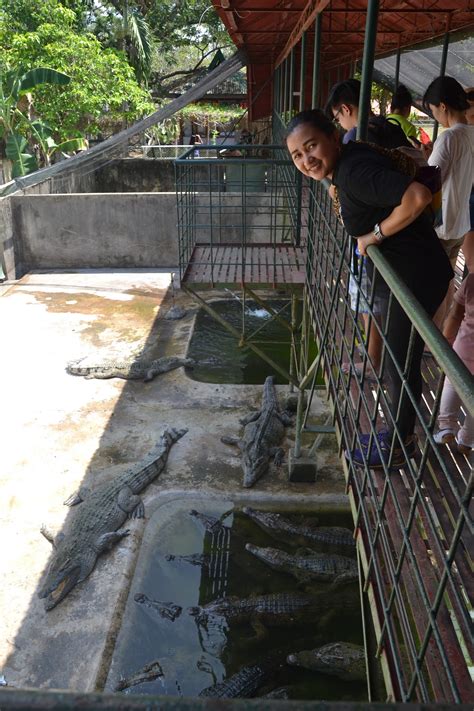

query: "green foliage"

left=0, top=65, right=72, bottom=177
left=3, top=22, right=153, bottom=139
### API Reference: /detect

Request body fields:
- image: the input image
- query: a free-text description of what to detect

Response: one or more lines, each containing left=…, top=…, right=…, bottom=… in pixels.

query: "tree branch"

left=157, top=45, right=233, bottom=81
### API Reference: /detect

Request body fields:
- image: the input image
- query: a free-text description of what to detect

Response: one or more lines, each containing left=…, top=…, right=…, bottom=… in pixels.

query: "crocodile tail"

left=163, top=427, right=188, bottom=444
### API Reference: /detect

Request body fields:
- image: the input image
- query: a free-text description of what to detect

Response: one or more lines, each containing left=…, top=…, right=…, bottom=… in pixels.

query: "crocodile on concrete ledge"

left=38, top=427, right=187, bottom=610
left=287, top=641, right=366, bottom=682
left=66, top=355, right=194, bottom=381
left=242, top=506, right=356, bottom=555
left=221, top=375, right=292, bottom=487
left=245, top=543, right=358, bottom=584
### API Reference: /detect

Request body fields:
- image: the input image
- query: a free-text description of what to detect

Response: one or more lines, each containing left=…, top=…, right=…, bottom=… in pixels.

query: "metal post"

left=394, top=45, right=401, bottom=90
left=283, top=56, right=288, bottom=120
left=312, top=14, right=322, bottom=107
left=432, top=25, right=450, bottom=141
left=289, top=48, right=295, bottom=119
left=357, top=0, right=380, bottom=141
left=299, top=31, right=307, bottom=111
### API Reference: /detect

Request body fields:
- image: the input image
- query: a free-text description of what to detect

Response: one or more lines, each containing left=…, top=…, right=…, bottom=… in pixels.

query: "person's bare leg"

left=362, top=313, right=382, bottom=370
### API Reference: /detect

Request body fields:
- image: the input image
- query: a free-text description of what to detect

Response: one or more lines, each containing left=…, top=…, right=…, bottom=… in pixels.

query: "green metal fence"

left=175, top=145, right=303, bottom=288
left=273, top=112, right=473, bottom=701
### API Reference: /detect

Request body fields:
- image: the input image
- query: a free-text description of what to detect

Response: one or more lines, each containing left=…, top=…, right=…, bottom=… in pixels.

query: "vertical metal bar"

left=283, top=56, right=288, bottom=120
left=295, top=172, right=302, bottom=246
left=312, top=14, right=322, bottom=107
left=394, top=44, right=401, bottom=90
left=357, top=0, right=380, bottom=141
left=289, top=48, right=295, bottom=119
left=432, top=23, right=451, bottom=141
left=274, top=65, right=281, bottom=117
left=299, top=31, right=307, bottom=111
left=289, top=292, right=298, bottom=393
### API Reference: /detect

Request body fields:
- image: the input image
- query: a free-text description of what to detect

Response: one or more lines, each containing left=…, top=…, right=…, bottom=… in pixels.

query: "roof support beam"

left=275, top=0, right=330, bottom=67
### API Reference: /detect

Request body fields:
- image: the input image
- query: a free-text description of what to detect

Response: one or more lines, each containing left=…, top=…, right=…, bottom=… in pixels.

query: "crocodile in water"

left=165, top=553, right=211, bottom=570
left=66, top=355, right=194, bottom=381
left=242, top=506, right=355, bottom=554
left=134, top=592, right=182, bottom=621
left=115, top=660, right=164, bottom=692
left=221, top=375, right=292, bottom=487
left=287, top=641, right=366, bottom=682
left=199, top=652, right=286, bottom=698
left=38, top=427, right=187, bottom=610
left=188, top=587, right=359, bottom=627
left=245, top=543, right=358, bottom=584
left=189, top=508, right=233, bottom=534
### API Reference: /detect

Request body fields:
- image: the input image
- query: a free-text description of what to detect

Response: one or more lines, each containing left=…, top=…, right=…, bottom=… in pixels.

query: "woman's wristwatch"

left=373, top=223, right=386, bottom=243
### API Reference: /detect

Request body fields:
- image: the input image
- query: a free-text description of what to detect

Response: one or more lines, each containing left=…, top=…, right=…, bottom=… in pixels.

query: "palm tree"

left=110, top=0, right=153, bottom=85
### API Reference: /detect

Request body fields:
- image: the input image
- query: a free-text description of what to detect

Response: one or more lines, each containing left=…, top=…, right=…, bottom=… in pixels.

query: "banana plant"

left=30, top=120, right=88, bottom=167
left=0, top=67, right=71, bottom=181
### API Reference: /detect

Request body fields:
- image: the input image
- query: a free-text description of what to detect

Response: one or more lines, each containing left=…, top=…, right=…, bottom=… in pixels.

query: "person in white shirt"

left=462, top=87, right=474, bottom=273
left=423, top=76, right=474, bottom=327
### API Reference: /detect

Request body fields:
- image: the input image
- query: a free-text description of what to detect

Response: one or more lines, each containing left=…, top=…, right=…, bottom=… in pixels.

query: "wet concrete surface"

left=0, top=269, right=348, bottom=692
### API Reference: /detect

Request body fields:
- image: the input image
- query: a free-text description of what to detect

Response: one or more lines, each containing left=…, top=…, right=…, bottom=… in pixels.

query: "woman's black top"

left=332, top=141, right=453, bottom=286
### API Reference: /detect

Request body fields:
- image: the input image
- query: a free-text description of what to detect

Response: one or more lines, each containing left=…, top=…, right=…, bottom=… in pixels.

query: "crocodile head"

left=242, top=453, right=267, bottom=488
left=38, top=553, right=82, bottom=611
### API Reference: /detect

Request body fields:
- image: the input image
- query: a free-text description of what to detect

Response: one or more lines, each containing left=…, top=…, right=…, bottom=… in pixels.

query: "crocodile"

left=188, top=587, right=359, bottom=627
left=242, top=507, right=355, bottom=555
left=165, top=553, right=211, bottom=569
left=115, top=659, right=164, bottom=692
left=199, top=652, right=286, bottom=698
left=38, top=427, right=187, bottom=610
left=221, top=375, right=292, bottom=487
left=245, top=543, right=358, bottom=584
left=189, top=508, right=233, bottom=534
left=134, top=593, right=182, bottom=621
left=66, top=355, right=194, bottom=381
left=287, top=641, right=366, bottom=682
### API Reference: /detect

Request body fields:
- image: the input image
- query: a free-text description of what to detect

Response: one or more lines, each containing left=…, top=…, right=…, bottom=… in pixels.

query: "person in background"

left=189, top=133, right=202, bottom=157
left=286, top=109, right=452, bottom=469
left=434, top=272, right=474, bottom=455
left=461, top=87, right=474, bottom=274
left=423, top=76, right=474, bottom=327
left=386, top=84, right=421, bottom=147
left=326, top=78, right=411, bottom=376
left=325, top=78, right=410, bottom=148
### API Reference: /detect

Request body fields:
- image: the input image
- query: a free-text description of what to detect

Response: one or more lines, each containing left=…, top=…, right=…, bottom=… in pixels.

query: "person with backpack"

left=325, top=78, right=411, bottom=149
left=286, top=108, right=453, bottom=470
left=325, top=79, right=411, bottom=377
left=386, top=84, right=421, bottom=147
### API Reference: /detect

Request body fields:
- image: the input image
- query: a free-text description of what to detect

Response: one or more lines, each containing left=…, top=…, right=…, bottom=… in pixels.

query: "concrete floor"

left=0, top=269, right=348, bottom=693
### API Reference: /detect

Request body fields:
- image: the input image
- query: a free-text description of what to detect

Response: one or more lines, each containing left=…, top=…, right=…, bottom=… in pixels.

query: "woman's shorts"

left=348, top=259, right=383, bottom=315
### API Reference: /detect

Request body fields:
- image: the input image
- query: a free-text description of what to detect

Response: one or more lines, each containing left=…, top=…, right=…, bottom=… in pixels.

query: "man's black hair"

left=390, top=84, right=413, bottom=112
left=324, top=79, right=361, bottom=118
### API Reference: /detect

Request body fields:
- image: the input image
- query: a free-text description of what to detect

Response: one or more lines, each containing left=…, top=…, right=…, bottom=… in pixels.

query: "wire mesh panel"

left=175, top=145, right=306, bottom=289
left=298, top=176, right=473, bottom=703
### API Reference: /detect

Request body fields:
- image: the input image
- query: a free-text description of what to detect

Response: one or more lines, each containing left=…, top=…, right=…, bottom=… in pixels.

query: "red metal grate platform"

left=181, top=243, right=306, bottom=289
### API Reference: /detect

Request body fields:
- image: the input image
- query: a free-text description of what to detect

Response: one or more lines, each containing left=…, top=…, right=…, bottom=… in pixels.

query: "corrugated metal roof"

left=374, top=34, right=474, bottom=101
